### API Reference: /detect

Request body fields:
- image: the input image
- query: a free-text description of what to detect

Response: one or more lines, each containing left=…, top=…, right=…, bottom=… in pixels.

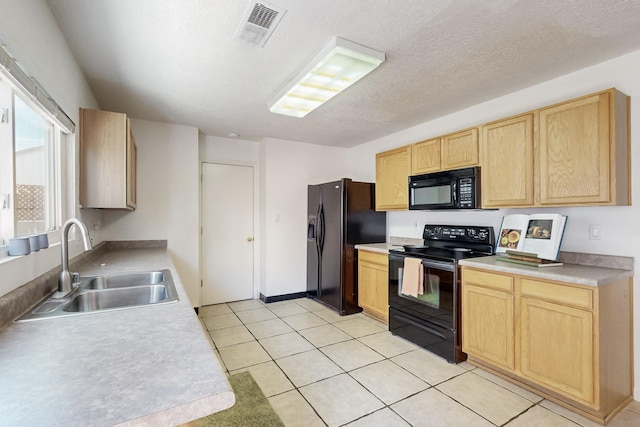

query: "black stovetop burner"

left=391, top=224, right=495, bottom=262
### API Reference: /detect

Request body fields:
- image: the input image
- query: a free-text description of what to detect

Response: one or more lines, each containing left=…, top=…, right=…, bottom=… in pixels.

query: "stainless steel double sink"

left=17, top=270, right=179, bottom=322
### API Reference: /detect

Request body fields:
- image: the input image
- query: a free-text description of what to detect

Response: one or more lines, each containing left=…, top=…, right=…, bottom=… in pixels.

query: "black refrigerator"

left=306, top=178, right=386, bottom=315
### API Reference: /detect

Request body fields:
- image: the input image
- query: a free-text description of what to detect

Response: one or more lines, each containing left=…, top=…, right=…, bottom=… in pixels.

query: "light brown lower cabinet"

left=461, top=267, right=633, bottom=425
left=357, top=250, right=389, bottom=323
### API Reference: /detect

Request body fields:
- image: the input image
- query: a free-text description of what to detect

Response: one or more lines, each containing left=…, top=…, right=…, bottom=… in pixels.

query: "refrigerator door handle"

left=318, top=205, right=325, bottom=253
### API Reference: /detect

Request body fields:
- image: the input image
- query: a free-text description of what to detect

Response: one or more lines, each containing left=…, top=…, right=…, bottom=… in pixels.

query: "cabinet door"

left=375, top=145, right=411, bottom=210
left=358, top=251, right=389, bottom=322
left=539, top=92, right=610, bottom=205
left=80, top=109, right=128, bottom=209
left=126, top=120, right=137, bottom=209
left=481, top=114, right=534, bottom=207
left=462, top=284, right=515, bottom=371
left=412, top=138, right=441, bottom=174
left=441, top=128, right=479, bottom=170
left=462, top=269, right=515, bottom=371
left=520, top=297, right=595, bottom=406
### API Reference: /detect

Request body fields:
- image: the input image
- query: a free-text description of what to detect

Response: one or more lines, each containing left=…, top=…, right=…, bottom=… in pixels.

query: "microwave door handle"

left=452, top=182, right=457, bottom=206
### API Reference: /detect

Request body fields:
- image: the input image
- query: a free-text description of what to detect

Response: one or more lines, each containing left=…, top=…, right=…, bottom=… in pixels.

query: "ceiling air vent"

left=234, top=2, right=286, bottom=48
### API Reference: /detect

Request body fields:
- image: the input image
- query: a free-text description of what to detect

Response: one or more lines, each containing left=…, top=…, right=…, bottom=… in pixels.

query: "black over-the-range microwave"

left=408, top=166, right=480, bottom=210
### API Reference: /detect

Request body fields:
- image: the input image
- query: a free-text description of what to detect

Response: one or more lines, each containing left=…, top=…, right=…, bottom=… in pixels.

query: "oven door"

left=388, top=252, right=463, bottom=363
left=388, top=253, right=456, bottom=329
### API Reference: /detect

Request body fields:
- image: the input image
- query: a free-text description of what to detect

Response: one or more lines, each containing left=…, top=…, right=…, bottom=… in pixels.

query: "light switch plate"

left=589, top=224, right=602, bottom=240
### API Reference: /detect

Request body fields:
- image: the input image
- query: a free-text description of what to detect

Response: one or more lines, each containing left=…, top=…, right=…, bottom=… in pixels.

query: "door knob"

left=247, top=237, right=254, bottom=242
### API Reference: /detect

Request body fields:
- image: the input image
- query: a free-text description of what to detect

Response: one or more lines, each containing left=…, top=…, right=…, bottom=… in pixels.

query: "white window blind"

left=0, top=41, right=75, bottom=133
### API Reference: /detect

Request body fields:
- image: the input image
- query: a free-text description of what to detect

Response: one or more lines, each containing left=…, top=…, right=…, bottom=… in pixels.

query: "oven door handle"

left=421, top=259, right=455, bottom=272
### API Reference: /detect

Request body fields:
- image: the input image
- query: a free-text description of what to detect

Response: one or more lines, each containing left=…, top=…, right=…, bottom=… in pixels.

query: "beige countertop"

left=355, top=243, right=403, bottom=254
left=460, top=255, right=633, bottom=287
left=0, top=247, right=234, bottom=426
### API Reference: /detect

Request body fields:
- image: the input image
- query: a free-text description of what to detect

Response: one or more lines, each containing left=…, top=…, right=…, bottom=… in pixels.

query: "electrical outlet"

left=589, top=224, right=601, bottom=240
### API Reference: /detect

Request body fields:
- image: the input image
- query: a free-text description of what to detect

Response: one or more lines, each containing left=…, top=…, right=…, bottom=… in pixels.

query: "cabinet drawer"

left=520, top=278, right=593, bottom=310
left=463, top=268, right=514, bottom=292
left=358, top=250, right=388, bottom=267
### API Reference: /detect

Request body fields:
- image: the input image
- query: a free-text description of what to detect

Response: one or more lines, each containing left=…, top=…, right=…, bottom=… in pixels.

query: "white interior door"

left=201, top=162, right=254, bottom=305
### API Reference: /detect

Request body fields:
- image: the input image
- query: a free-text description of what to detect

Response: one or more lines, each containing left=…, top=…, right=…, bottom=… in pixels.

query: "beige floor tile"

left=209, top=325, right=254, bottom=348
left=293, top=297, right=327, bottom=312
left=436, top=371, right=533, bottom=425
left=321, top=340, right=384, bottom=371
left=505, top=405, right=580, bottom=426
left=217, top=340, right=271, bottom=371
left=198, top=303, right=231, bottom=317
left=350, top=360, right=428, bottom=405
left=276, top=349, right=343, bottom=387
left=281, top=312, right=327, bottom=330
left=358, top=313, right=388, bottom=329
left=625, top=400, right=640, bottom=415
left=391, top=388, right=493, bottom=427
left=259, top=331, right=315, bottom=359
left=244, top=318, right=294, bottom=339
left=234, top=307, right=277, bottom=324
left=333, top=317, right=386, bottom=338
left=300, top=374, right=384, bottom=427
left=229, top=361, right=294, bottom=397
left=227, top=299, right=265, bottom=312
left=313, top=308, right=350, bottom=323
left=358, top=331, right=419, bottom=358
left=267, top=301, right=309, bottom=317
left=609, top=408, right=640, bottom=427
left=457, top=360, right=477, bottom=371
left=269, top=390, right=325, bottom=427
left=298, top=324, right=353, bottom=347
left=346, top=408, right=411, bottom=426
left=473, top=367, right=543, bottom=403
left=201, top=312, right=242, bottom=331
left=391, top=349, right=466, bottom=385
left=539, top=400, right=604, bottom=427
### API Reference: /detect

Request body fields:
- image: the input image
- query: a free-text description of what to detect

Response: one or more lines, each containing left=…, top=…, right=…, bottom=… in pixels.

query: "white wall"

left=0, top=0, right=99, bottom=298
left=100, top=119, right=200, bottom=305
left=259, top=138, right=350, bottom=297
left=349, top=49, right=640, bottom=399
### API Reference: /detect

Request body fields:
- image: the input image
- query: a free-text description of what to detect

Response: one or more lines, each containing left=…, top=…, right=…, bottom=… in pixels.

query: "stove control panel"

left=423, top=225, right=494, bottom=245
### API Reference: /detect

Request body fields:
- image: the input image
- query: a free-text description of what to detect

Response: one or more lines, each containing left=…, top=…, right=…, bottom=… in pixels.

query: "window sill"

left=0, top=242, right=59, bottom=266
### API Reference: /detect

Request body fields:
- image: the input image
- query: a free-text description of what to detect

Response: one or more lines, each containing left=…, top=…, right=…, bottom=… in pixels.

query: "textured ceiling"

left=47, top=0, right=640, bottom=147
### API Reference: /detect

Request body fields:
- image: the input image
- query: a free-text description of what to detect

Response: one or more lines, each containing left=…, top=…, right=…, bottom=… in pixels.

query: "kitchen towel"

left=401, top=258, right=424, bottom=297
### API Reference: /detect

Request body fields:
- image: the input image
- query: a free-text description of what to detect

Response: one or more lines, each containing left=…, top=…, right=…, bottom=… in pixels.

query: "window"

left=0, top=42, right=74, bottom=250
left=0, top=78, right=65, bottom=246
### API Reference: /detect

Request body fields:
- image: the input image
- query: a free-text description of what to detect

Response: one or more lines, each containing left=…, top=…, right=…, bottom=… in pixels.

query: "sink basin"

left=85, top=271, right=166, bottom=289
left=16, top=269, right=179, bottom=322
left=64, top=285, right=170, bottom=312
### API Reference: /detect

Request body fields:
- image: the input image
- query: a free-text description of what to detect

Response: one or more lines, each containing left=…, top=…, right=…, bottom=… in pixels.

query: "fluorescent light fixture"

left=269, top=37, right=385, bottom=118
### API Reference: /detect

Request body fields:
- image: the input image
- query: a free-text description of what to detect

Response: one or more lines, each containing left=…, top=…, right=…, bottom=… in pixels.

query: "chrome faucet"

left=57, top=218, right=93, bottom=296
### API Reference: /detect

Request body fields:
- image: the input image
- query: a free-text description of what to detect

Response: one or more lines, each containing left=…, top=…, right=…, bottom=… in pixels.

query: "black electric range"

left=388, top=225, right=495, bottom=363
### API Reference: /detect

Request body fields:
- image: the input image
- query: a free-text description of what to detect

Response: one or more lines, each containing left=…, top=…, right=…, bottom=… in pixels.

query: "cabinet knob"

left=247, top=237, right=254, bottom=242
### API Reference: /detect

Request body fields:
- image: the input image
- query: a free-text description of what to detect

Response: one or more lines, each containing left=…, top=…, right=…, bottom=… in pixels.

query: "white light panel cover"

left=269, top=37, right=385, bottom=118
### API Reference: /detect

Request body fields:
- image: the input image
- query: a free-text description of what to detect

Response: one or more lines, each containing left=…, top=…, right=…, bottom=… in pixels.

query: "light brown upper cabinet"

left=441, top=128, right=480, bottom=170
left=481, top=113, right=534, bottom=207
left=411, top=128, right=480, bottom=175
left=375, top=145, right=412, bottom=210
left=80, top=108, right=137, bottom=210
left=538, top=89, right=629, bottom=206
left=411, top=138, right=441, bottom=174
